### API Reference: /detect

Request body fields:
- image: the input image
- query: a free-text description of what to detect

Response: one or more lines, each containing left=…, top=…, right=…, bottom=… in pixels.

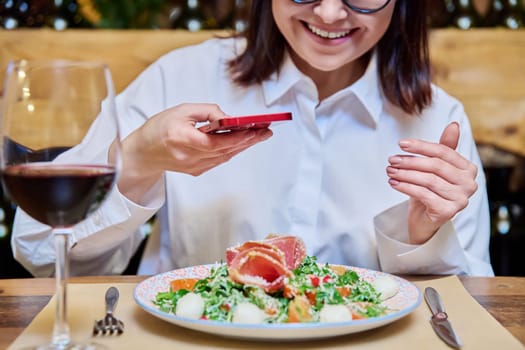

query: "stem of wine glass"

left=52, top=228, right=72, bottom=347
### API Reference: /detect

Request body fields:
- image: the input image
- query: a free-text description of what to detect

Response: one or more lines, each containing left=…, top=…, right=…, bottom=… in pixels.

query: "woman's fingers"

left=176, top=127, right=272, bottom=158
left=386, top=123, right=481, bottom=242
left=387, top=166, right=465, bottom=201
left=397, top=138, right=472, bottom=171
left=118, top=103, right=274, bottom=201
left=387, top=164, right=470, bottom=208
left=387, top=153, right=477, bottom=213
left=198, top=128, right=273, bottom=153
left=164, top=127, right=273, bottom=176
left=387, top=154, right=478, bottom=188
left=172, top=103, right=229, bottom=124
left=439, top=122, right=460, bottom=150
left=387, top=123, right=479, bottom=230
left=392, top=183, right=468, bottom=223
left=191, top=143, right=260, bottom=176
left=191, top=129, right=272, bottom=163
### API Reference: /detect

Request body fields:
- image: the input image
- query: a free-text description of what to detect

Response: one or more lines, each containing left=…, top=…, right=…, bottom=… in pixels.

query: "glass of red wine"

left=0, top=60, right=121, bottom=349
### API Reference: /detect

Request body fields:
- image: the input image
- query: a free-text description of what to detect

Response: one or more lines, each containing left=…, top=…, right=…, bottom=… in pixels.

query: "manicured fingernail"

left=399, top=140, right=411, bottom=148
left=389, top=156, right=402, bottom=165
left=386, top=166, right=398, bottom=174
left=389, top=178, right=400, bottom=186
left=259, top=129, right=272, bottom=140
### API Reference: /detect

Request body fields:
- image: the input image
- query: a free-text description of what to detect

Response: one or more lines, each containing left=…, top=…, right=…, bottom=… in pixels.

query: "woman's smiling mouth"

left=306, top=23, right=354, bottom=39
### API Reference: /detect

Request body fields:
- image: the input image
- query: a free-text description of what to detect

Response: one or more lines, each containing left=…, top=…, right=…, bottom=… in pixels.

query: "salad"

left=153, top=255, right=393, bottom=324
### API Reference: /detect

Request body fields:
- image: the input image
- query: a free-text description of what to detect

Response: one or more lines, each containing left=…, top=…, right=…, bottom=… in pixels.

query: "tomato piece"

left=351, top=311, right=365, bottom=320
left=336, top=286, right=351, bottom=298
left=305, top=290, right=317, bottom=305
left=288, top=296, right=314, bottom=323
left=283, top=283, right=297, bottom=298
left=309, top=275, right=320, bottom=287
left=170, top=278, right=199, bottom=291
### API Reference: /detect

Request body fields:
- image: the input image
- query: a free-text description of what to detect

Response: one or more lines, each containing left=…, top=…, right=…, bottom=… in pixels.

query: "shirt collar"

left=347, top=53, right=383, bottom=127
left=261, top=50, right=305, bottom=106
left=261, top=50, right=384, bottom=127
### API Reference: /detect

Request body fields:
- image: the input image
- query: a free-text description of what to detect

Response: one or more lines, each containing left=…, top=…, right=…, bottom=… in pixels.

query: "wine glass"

left=0, top=60, right=121, bottom=349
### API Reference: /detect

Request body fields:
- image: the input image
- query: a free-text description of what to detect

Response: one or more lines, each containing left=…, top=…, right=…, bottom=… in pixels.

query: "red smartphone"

left=198, top=112, right=293, bottom=134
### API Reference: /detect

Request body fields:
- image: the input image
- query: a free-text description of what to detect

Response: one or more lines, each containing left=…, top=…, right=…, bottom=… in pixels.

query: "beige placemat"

left=8, top=276, right=524, bottom=350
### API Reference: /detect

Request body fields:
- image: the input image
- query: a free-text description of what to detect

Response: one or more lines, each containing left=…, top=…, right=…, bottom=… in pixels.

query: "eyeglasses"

left=291, top=0, right=392, bottom=14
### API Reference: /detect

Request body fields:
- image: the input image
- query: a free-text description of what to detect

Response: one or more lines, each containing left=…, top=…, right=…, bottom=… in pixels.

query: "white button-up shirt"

left=11, top=38, right=494, bottom=277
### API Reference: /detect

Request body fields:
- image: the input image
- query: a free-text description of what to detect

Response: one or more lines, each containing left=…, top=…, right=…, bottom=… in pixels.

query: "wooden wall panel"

left=0, top=29, right=218, bottom=93
left=429, top=29, right=525, bottom=157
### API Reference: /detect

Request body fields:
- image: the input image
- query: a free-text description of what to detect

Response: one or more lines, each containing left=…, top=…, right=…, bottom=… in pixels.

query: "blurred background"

left=0, top=0, right=523, bottom=31
left=0, top=0, right=524, bottom=278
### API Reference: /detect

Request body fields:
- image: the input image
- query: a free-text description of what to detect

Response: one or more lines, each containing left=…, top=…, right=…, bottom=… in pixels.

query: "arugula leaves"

left=154, top=257, right=387, bottom=323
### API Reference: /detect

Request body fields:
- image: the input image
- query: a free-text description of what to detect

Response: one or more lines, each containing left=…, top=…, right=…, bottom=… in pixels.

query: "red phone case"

left=198, top=112, right=292, bottom=133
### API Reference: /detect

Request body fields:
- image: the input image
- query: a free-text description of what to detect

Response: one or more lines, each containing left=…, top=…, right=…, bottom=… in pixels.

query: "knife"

left=424, top=287, right=463, bottom=349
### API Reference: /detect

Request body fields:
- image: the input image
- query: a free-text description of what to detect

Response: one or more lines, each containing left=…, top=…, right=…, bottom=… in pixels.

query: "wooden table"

left=0, top=276, right=524, bottom=349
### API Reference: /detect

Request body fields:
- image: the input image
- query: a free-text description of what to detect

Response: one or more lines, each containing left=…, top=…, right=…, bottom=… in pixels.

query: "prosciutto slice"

left=226, top=235, right=307, bottom=293
left=259, top=234, right=307, bottom=270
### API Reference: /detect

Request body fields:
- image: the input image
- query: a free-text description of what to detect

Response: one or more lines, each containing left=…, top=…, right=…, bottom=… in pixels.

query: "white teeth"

left=307, top=24, right=351, bottom=39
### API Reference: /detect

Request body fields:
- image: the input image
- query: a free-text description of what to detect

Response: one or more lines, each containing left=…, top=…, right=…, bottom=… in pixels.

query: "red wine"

left=1, top=164, right=116, bottom=227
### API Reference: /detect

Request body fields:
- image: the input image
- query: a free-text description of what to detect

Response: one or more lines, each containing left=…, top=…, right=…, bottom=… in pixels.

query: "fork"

left=93, top=286, right=124, bottom=336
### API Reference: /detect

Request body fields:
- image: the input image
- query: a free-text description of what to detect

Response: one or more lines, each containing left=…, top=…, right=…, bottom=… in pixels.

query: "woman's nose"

left=313, top=0, right=349, bottom=24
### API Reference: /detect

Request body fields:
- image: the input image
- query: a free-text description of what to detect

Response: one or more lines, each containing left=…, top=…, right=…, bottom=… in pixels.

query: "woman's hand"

left=386, top=122, right=478, bottom=244
left=116, top=103, right=272, bottom=203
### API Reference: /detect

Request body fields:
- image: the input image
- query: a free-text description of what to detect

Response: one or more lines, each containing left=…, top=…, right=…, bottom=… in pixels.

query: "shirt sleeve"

left=11, top=184, right=163, bottom=277
left=10, top=59, right=170, bottom=277
left=374, top=197, right=493, bottom=276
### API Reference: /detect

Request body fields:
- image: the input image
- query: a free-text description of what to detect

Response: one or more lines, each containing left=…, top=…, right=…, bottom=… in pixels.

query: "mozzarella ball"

left=319, top=304, right=353, bottom=323
left=232, top=302, right=266, bottom=324
left=372, top=275, right=399, bottom=300
left=175, top=292, right=205, bottom=319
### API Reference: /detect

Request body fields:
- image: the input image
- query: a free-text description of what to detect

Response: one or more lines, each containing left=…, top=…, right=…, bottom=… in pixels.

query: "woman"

left=12, top=0, right=494, bottom=277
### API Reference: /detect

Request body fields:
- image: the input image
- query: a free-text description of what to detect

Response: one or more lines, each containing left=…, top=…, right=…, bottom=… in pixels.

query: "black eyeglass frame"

left=291, top=0, right=392, bottom=14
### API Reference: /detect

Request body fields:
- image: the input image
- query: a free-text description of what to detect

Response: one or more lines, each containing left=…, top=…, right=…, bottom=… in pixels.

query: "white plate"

left=134, top=264, right=422, bottom=341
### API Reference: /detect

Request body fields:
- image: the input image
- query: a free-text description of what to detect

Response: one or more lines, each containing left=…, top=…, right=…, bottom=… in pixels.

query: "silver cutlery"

left=424, top=287, right=462, bottom=348
left=93, top=286, right=124, bottom=336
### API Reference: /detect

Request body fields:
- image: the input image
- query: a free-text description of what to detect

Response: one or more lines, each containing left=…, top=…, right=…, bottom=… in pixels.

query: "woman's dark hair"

left=229, top=0, right=431, bottom=115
